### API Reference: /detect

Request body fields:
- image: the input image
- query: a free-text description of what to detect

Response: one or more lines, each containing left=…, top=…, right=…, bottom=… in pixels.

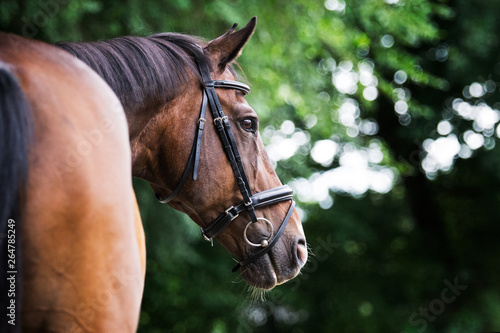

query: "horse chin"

left=239, top=251, right=301, bottom=290
left=240, top=257, right=278, bottom=290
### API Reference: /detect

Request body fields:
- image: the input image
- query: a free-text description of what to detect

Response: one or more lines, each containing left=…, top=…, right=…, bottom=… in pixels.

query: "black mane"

left=56, top=33, right=210, bottom=111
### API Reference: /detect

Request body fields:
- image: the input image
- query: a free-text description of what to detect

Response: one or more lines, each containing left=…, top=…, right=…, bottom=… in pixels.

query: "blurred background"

left=2, top=0, right=500, bottom=332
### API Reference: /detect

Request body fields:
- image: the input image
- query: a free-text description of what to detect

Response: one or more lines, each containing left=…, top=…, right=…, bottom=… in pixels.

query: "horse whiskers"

left=246, top=285, right=269, bottom=303
left=306, top=242, right=314, bottom=257
left=231, top=265, right=251, bottom=288
left=231, top=274, right=246, bottom=285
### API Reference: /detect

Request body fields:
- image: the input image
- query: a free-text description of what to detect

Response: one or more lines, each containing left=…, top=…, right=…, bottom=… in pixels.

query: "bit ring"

left=243, top=218, right=274, bottom=248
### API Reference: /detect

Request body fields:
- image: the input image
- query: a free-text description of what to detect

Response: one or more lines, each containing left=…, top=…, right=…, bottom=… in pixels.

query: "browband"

left=207, top=80, right=251, bottom=95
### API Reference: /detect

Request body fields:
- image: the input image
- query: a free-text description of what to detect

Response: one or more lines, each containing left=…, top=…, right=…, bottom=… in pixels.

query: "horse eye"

left=241, top=118, right=255, bottom=132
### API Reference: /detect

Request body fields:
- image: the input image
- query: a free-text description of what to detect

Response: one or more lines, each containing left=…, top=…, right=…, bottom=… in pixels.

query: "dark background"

left=2, top=0, right=500, bottom=332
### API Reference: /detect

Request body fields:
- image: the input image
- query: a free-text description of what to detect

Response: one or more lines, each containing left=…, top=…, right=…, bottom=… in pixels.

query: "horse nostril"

left=295, top=237, right=307, bottom=265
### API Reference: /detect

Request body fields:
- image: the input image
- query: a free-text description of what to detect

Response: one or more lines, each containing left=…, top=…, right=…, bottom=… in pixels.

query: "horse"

left=0, top=17, right=307, bottom=332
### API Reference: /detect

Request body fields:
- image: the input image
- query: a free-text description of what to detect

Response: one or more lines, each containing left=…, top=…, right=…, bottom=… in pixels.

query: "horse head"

left=60, top=17, right=308, bottom=290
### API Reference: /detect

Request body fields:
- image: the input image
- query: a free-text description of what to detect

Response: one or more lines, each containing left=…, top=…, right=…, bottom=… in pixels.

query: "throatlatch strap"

left=158, top=140, right=196, bottom=204
left=158, top=89, right=208, bottom=203
left=193, top=90, right=208, bottom=180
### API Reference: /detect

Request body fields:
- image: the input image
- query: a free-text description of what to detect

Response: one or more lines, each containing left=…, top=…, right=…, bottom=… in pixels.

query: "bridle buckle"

left=202, top=232, right=214, bottom=246
left=225, top=205, right=239, bottom=221
left=213, top=115, right=228, bottom=125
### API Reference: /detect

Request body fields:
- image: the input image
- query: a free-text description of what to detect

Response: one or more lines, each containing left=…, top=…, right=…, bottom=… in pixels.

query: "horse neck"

left=54, top=42, right=165, bottom=183
left=56, top=35, right=209, bottom=183
left=55, top=36, right=201, bottom=140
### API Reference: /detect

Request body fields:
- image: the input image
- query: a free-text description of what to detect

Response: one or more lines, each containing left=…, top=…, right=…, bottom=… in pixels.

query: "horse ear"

left=205, top=17, right=257, bottom=72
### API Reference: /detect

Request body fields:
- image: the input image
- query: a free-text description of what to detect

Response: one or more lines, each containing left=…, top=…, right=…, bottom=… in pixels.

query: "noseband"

left=156, top=60, right=295, bottom=272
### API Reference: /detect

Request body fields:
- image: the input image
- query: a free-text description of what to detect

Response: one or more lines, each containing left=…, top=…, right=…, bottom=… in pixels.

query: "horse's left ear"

left=205, top=16, right=257, bottom=72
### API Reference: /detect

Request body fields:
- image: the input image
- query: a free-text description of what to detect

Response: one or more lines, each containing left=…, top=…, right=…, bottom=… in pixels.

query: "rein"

left=156, top=59, right=295, bottom=272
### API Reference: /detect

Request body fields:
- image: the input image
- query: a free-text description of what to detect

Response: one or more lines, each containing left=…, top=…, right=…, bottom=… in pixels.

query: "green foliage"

left=2, top=0, right=500, bottom=331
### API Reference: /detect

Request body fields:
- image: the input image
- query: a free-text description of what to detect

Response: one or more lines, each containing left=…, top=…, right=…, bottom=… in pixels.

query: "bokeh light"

left=422, top=135, right=461, bottom=176
left=311, top=140, right=339, bottom=166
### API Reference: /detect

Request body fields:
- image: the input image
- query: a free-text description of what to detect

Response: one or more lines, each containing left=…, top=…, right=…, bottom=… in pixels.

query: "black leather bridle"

left=156, top=59, right=296, bottom=272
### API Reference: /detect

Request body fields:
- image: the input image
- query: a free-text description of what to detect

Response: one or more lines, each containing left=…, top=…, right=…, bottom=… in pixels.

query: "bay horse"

left=0, top=17, right=307, bottom=332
